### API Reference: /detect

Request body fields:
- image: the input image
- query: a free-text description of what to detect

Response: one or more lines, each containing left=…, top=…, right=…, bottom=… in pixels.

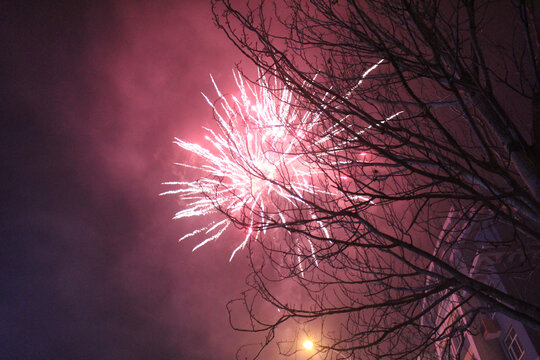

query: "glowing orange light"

left=303, top=340, right=314, bottom=350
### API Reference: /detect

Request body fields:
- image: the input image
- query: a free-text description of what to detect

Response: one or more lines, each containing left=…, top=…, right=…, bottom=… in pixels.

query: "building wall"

left=494, top=311, right=540, bottom=360
left=463, top=229, right=540, bottom=360
left=428, top=214, right=540, bottom=360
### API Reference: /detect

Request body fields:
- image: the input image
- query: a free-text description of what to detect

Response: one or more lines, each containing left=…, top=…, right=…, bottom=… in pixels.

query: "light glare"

left=303, top=340, right=314, bottom=350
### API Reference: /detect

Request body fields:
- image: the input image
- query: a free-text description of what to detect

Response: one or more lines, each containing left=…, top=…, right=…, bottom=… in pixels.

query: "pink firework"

left=162, top=65, right=400, bottom=261
left=161, top=72, right=326, bottom=260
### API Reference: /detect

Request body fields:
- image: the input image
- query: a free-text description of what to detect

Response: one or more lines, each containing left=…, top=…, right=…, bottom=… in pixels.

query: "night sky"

left=1, top=1, right=257, bottom=359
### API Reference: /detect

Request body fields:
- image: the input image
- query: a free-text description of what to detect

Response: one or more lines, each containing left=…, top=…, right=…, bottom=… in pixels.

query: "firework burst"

left=162, top=64, right=400, bottom=262
left=161, top=72, right=326, bottom=260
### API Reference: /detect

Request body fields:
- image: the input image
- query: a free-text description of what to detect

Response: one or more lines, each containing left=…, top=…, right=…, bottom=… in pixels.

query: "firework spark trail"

left=163, top=63, right=400, bottom=262
left=162, top=71, right=324, bottom=259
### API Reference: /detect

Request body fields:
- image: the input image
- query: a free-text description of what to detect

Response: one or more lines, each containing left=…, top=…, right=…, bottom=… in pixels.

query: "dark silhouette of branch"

left=201, top=1, right=540, bottom=358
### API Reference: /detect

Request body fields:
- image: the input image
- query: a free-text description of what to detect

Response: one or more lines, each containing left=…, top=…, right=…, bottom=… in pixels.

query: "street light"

left=303, top=340, right=314, bottom=351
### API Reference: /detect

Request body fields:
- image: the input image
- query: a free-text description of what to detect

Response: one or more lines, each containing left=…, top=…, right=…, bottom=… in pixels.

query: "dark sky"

left=1, top=1, right=257, bottom=359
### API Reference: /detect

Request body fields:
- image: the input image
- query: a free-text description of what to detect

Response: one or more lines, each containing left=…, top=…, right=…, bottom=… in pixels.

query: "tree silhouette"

left=202, top=0, right=540, bottom=358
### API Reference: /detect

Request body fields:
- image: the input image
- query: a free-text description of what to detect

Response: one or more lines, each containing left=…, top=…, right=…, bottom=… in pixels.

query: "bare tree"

left=188, top=0, right=540, bottom=358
